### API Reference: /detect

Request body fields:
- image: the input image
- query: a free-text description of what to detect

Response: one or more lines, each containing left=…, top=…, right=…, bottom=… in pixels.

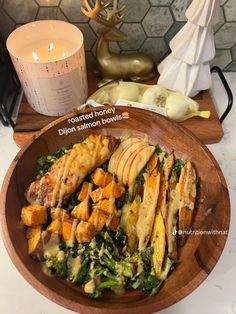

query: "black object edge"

left=0, top=34, right=21, bottom=129
left=211, top=66, right=233, bottom=124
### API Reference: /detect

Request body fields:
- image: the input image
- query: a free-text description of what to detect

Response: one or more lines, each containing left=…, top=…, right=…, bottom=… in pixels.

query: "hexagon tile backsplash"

left=0, top=0, right=236, bottom=71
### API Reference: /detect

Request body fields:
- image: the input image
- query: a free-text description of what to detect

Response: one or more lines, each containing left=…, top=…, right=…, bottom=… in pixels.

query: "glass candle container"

left=7, top=20, right=88, bottom=116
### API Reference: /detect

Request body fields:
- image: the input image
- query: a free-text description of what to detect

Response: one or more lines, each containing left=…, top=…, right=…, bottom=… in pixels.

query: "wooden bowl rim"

left=0, top=106, right=231, bottom=313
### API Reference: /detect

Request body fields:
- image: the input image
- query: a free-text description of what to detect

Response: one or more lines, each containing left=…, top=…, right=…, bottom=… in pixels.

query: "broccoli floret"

left=66, top=243, right=91, bottom=284
left=83, top=235, right=134, bottom=298
left=112, top=228, right=127, bottom=247
left=97, top=271, right=124, bottom=290
left=117, top=260, right=135, bottom=278
left=97, top=247, right=135, bottom=279
left=94, top=231, right=120, bottom=259
left=45, top=256, right=67, bottom=278
left=71, top=242, right=79, bottom=257
left=86, top=287, right=102, bottom=299
left=70, top=258, right=89, bottom=284
left=126, top=248, right=164, bottom=296
left=98, top=248, right=117, bottom=272
left=130, top=274, right=163, bottom=296
left=85, top=264, right=125, bottom=298
left=82, top=243, right=92, bottom=259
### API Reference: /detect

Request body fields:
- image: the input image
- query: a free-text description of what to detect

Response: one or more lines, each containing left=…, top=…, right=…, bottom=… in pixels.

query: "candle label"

left=10, top=46, right=88, bottom=116
left=37, top=70, right=83, bottom=114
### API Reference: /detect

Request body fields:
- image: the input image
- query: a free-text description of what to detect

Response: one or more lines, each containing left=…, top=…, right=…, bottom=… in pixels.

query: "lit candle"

left=18, top=39, right=77, bottom=62
left=7, top=21, right=88, bottom=116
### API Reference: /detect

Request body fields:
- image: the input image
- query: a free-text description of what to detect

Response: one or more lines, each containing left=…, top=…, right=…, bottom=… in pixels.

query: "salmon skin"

left=25, top=135, right=119, bottom=208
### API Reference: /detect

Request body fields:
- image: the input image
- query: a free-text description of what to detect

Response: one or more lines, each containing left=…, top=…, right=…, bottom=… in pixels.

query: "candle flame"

left=48, top=42, right=54, bottom=52
left=32, top=51, right=40, bottom=62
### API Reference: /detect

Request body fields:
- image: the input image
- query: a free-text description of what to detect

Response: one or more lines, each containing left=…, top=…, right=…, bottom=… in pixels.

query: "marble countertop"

left=0, top=73, right=235, bottom=314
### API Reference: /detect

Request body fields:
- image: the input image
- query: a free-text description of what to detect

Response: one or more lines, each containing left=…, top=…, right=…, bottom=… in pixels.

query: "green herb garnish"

left=196, top=177, right=201, bottom=189
left=172, top=159, right=184, bottom=178
left=136, top=167, right=147, bottom=186
left=155, top=144, right=162, bottom=154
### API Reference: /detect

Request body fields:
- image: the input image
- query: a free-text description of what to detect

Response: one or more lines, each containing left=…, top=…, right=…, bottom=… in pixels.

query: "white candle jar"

left=7, top=20, right=88, bottom=116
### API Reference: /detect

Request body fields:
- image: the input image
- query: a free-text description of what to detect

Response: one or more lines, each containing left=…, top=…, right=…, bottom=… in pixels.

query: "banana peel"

left=88, top=81, right=211, bottom=122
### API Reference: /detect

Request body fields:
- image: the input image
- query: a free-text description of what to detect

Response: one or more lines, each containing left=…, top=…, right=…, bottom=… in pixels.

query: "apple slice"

left=108, top=138, right=140, bottom=174
left=114, top=139, right=147, bottom=174
left=128, top=146, right=155, bottom=186
left=122, top=145, right=147, bottom=185
left=116, top=141, right=147, bottom=183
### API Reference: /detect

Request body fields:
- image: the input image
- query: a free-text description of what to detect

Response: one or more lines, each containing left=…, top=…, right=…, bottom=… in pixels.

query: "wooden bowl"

left=0, top=106, right=230, bottom=314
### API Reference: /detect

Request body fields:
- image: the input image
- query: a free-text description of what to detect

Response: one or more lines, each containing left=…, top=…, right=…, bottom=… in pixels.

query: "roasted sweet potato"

left=47, top=219, right=62, bottom=234
left=103, top=181, right=125, bottom=199
left=21, top=205, right=47, bottom=227
left=90, top=199, right=118, bottom=231
left=90, top=181, right=125, bottom=203
left=78, top=182, right=93, bottom=202
left=26, top=225, right=43, bottom=260
left=90, top=187, right=104, bottom=203
left=62, top=218, right=78, bottom=243
left=71, top=201, right=90, bottom=221
left=106, top=213, right=119, bottom=231
left=88, top=208, right=107, bottom=231
left=50, top=208, right=69, bottom=221
left=92, top=168, right=113, bottom=187
left=75, top=221, right=95, bottom=243
left=93, top=199, right=116, bottom=215
left=26, top=225, right=41, bottom=239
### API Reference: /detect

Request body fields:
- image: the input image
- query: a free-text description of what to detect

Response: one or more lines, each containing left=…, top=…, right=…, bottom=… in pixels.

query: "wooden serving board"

left=13, top=72, right=224, bottom=147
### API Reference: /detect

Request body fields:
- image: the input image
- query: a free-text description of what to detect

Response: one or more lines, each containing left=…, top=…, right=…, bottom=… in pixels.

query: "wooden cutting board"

left=13, top=72, right=224, bottom=147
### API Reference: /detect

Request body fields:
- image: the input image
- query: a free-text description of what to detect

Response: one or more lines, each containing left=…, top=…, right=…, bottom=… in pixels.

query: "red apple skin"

left=108, top=138, right=140, bottom=174
left=122, top=146, right=147, bottom=185
left=115, top=139, right=141, bottom=174
left=128, top=146, right=155, bottom=186
left=116, top=141, right=147, bottom=182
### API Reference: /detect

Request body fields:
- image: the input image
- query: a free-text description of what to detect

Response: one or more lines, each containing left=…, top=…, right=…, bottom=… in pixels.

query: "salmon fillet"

left=25, top=135, right=119, bottom=208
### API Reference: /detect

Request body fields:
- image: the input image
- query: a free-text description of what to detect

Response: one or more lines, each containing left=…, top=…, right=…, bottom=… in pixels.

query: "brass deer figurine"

left=82, top=0, right=154, bottom=85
